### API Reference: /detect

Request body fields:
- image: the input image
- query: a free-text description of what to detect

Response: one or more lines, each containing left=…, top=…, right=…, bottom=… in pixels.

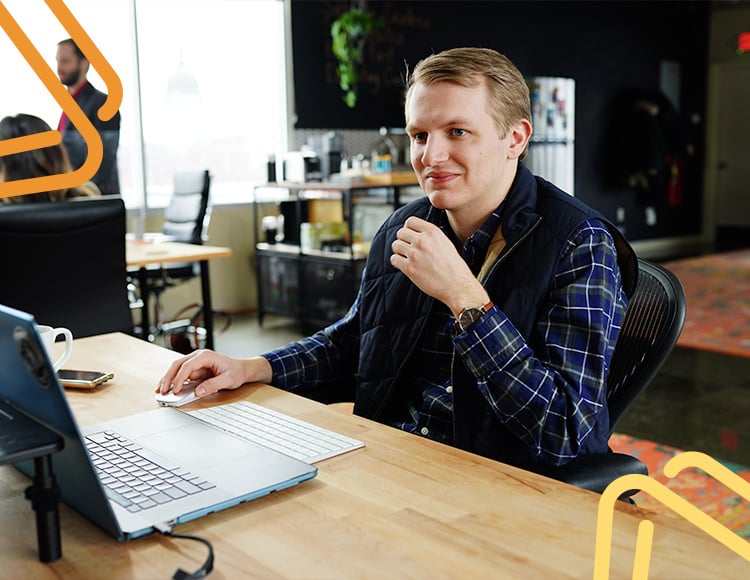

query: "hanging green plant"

left=330, top=7, right=384, bottom=108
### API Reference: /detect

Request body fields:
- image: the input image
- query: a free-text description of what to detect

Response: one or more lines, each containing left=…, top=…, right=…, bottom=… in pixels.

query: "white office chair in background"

left=130, top=169, right=213, bottom=343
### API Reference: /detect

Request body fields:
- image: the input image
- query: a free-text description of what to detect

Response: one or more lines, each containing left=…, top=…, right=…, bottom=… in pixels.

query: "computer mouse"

left=155, top=383, right=199, bottom=407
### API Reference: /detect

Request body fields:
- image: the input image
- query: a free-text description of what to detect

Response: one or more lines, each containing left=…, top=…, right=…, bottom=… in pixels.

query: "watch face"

left=459, top=307, right=484, bottom=331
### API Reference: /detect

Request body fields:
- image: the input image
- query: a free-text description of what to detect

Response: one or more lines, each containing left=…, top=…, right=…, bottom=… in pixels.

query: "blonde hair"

left=404, top=47, right=532, bottom=157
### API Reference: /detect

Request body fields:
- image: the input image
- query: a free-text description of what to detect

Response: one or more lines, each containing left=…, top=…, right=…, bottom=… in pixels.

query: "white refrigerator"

left=526, top=77, right=575, bottom=195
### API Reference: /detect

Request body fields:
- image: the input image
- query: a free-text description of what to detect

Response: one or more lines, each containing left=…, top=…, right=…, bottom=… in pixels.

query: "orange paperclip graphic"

left=594, top=451, right=750, bottom=580
left=0, top=0, right=122, bottom=199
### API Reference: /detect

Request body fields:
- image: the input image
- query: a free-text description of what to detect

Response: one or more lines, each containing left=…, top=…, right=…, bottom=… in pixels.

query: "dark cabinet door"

left=257, top=252, right=301, bottom=318
left=301, top=258, right=365, bottom=327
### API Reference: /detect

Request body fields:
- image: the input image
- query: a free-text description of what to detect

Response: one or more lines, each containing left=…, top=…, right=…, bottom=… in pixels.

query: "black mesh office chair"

left=544, top=258, right=687, bottom=497
left=132, top=169, right=211, bottom=340
left=0, top=197, right=133, bottom=338
left=327, top=257, right=686, bottom=498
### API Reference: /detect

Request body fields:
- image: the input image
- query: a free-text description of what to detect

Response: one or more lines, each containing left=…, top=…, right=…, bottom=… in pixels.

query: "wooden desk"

left=126, top=240, right=232, bottom=349
left=2, top=333, right=748, bottom=579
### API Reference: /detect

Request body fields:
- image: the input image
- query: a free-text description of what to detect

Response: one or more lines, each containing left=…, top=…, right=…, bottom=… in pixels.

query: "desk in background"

left=2, top=333, right=748, bottom=578
left=126, top=240, right=232, bottom=349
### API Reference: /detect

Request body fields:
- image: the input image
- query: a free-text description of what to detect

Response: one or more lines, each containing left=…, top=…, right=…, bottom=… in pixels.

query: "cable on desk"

left=154, top=523, right=214, bottom=579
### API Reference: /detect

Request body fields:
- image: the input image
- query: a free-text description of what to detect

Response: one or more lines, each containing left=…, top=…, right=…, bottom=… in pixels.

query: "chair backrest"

left=606, top=258, right=686, bottom=430
left=0, top=196, right=133, bottom=338
left=162, top=170, right=211, bottom=244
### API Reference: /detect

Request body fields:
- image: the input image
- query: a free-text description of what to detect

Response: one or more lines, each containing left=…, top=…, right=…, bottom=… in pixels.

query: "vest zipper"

left=479, top=216, right=543, bottom=285
left=449, top=215, right=543, bottom=442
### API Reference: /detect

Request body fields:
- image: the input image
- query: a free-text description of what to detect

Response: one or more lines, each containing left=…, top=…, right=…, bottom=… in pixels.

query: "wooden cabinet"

left=253, top=175, right=418, bottom=330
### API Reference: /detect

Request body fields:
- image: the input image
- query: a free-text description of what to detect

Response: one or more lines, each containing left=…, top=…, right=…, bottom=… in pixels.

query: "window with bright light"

left=1, top=0, right=287, bottom=209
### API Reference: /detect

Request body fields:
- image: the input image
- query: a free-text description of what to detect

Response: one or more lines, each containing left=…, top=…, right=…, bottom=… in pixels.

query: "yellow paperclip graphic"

left=0, top=0, right=122, bottom=199
left=594, top=451, right=750, bottom=580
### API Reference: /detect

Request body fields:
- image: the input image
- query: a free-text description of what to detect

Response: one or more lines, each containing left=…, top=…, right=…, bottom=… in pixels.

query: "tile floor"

left=210, top=312, right=750, bottom=468
left=615, top=346, right=750, bottom=467
left=212, top=313, right=304, bottom=358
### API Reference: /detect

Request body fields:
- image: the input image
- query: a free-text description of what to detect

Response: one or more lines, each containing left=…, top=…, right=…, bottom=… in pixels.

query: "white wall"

left=128, top=204, right=257, bottom=320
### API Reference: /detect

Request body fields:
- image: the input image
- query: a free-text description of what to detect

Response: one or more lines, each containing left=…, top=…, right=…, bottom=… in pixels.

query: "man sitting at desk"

left=157, top=47, right=637, bottom=475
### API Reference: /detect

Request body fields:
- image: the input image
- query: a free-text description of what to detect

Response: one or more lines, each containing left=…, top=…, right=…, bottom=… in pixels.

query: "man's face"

left=405, top=80, right=525, bottom=220
left=56, top=43, right=86, bottom=88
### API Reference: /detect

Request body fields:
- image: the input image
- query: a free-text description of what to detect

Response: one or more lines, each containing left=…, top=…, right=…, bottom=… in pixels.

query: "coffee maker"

left=307, top=131, right=344, bottom=180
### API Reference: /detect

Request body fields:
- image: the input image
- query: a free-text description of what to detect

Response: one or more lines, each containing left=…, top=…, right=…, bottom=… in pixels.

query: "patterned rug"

left=610, top=433, right=750, bottom=539
left=661, top=249, right=750, bottom=358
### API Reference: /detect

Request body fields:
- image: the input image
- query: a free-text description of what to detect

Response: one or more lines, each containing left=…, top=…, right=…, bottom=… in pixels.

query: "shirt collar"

left=70, top=80, right=89, bottom=100
left=436, top=202, right=505, bottom=275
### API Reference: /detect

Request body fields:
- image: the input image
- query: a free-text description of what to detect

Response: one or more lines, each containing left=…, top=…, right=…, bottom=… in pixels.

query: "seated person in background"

left=157, top=47, right=638, bottom=475
left=0, top=113, right=100, bottom=203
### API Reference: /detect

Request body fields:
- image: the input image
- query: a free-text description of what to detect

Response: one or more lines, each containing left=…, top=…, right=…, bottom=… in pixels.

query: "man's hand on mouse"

left=155, top=350, right=274, bottom=399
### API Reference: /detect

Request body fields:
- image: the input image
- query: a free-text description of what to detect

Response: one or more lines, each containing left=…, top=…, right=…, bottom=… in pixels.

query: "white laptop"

left=0, top=304, right=317, bottom=541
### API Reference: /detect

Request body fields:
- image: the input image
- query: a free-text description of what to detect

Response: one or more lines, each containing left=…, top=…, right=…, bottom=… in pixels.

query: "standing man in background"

left=56, top=38, right=120, bottom=195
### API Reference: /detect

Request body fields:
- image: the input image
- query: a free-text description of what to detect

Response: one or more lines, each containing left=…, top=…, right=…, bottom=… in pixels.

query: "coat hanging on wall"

left=608, top=88, right=689, bottom=207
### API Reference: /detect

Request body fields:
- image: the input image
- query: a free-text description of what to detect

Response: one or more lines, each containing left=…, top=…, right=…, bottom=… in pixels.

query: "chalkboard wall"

left=291, top=1, right=710, bottom=242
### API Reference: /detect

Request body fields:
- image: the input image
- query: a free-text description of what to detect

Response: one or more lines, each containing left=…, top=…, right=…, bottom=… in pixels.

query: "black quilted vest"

left=352, top=164, right=637, bottom=470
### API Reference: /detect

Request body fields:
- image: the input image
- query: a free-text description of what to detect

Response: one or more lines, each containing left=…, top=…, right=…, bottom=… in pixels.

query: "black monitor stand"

left=1, top=400, right=64, bottom=562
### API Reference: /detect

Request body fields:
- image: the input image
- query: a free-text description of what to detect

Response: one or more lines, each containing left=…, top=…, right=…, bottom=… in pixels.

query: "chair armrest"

left=542, top=453, right=648, bottom=496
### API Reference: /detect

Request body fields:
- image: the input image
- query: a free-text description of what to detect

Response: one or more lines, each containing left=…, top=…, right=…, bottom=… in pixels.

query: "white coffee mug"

left=37, top=325, right=73, bottom=371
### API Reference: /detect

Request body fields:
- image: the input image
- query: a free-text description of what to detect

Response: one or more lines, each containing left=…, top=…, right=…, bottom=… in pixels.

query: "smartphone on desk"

left=58, top=369, right=114, bottom=389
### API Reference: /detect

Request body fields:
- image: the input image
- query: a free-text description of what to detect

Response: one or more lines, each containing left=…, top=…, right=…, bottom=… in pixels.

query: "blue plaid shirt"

left=265, top=210, right=626, bottom=465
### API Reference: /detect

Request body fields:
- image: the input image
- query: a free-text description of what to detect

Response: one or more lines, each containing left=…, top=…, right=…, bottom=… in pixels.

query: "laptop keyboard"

left=184, top=401, right=364, bottom=464
left=85, top=431, right=216, bottom=513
